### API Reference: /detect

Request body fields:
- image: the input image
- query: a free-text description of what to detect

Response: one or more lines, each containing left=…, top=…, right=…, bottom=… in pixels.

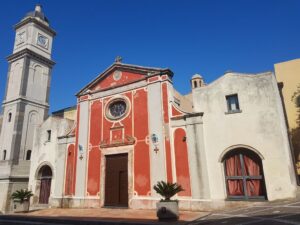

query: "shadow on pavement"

left=189, top=213, right=300, bottom=225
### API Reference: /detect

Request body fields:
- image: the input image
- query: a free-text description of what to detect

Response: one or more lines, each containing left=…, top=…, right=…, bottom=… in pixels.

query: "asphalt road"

left=189, top=200, right=300, bottom=225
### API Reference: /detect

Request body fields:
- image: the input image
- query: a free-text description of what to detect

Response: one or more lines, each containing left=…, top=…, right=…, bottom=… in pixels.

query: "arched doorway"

left=223, top=148, right=267, bottom=200
left=37, top=165, right=52, bottom=204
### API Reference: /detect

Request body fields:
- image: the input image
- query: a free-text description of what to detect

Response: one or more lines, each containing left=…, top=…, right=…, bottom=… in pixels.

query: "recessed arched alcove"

left=222, top=147, right=267, bottom=200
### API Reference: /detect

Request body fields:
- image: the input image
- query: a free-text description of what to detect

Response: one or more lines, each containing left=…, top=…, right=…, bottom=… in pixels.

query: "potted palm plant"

left=153, top=181, right=184, bottom=221
left=11, top=189, right=33, bottom=212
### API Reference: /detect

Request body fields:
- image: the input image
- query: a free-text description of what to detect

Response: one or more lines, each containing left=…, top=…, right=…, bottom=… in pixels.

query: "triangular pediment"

left=76, top=63, right=173, bottom=96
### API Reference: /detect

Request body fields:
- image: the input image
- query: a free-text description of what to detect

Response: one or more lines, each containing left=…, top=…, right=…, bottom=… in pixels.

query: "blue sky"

left=0, top=0, right=299, bottom=112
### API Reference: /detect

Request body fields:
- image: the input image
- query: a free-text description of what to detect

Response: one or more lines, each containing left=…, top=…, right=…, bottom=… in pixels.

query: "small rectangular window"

left=226, top=94, right=240, bottom=113
left=3, top=150, right=7, bottom=160
left=174, top=97, right=181, bottom=106
left=47, top=130, right=51, bottom=141
left=26, top=150, right=31, bottom=160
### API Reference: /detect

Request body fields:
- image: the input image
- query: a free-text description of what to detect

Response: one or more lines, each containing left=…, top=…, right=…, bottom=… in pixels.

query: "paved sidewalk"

left=8, top=208, right=210, bottom=224
left=3, top=198, right=300, bottom=224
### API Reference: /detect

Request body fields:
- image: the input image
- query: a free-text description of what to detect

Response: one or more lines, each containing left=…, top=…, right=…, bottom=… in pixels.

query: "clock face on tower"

left=37, top=33, right=49, bottom=49
left=16, top=32, right=26, bottom=45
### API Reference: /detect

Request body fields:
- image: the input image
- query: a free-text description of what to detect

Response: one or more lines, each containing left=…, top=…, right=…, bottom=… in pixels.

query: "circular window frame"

left=105, top=97, right=130, bottom=121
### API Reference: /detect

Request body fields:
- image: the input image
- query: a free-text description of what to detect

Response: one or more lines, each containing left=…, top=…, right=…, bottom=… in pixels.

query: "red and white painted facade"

left=60, top=63, right=195, bottom=208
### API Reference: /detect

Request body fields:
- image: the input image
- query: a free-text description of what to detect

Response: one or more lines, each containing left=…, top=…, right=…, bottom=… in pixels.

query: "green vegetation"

left=153, top=181, right=184, bottom=201
left=11, top=189, right=33, bottom=203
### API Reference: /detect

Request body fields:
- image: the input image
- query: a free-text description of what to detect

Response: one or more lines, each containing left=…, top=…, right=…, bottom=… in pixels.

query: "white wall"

left=28, top=116, right=74, bottom=205
left=75, top=101, right=89, bottom=197
left=26, top=60, right=50, bottom=103
left=147, top=81, right=167, bottom=195
left=6, top=59, right=23, bottom=101
left=192, top=72, right=297, bottom=201
left=0, top=105, right=16, bottom=162
left=18, top=104, right=47, bottom=162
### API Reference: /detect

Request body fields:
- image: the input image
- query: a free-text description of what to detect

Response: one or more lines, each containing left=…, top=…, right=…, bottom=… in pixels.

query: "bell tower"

left=0, top=5, right=55, bottom=212
left=191, top=73, right=205, bottom=89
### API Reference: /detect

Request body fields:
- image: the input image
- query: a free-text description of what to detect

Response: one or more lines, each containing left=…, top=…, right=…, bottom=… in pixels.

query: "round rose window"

left=107, top=100, right=127, bottom=119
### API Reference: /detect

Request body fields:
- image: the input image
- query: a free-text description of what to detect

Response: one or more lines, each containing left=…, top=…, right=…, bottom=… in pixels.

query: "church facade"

left=0, top=6, right=297, bottom=213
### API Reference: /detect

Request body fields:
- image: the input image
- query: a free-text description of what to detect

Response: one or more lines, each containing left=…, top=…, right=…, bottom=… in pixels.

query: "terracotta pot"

left=156, top=201, right=179, bottom=221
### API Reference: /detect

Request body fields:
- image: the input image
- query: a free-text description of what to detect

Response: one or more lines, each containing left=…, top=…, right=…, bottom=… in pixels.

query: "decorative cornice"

left=100, top=136, right=136, bottom=148
left=0, top=176, right=29, bottom=181
left=58, top=134, right=76, bottom=139
left=2, top=97, right=49, bottom=108
left=15, top=17, right=56, bottom=36
left=7, top=48, right=55, bottom=67
left=171, top=112, right=204, bottom=121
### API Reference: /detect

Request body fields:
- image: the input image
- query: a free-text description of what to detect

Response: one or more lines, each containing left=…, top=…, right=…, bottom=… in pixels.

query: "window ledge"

left=225, top=110, right=242, bottom=115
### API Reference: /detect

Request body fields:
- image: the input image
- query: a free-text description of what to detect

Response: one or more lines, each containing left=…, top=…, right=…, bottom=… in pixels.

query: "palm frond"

left=11, top=189, right=33, bottom=203
left=153, top=181, right=184, bottom=201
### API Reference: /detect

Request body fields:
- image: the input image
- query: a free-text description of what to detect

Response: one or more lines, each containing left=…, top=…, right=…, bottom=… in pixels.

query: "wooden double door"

left=39, top=178, right=51, bottom=204
left=38, top=165, right=52, bottom=204
left=104, top=154, right=128, bottom=207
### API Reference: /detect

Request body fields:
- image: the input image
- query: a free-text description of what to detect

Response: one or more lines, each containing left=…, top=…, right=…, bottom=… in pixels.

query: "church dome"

left=192, top=73, right=202, bottom=79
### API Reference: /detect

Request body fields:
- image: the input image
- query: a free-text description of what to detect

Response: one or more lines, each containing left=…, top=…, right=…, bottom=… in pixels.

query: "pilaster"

left=147, top=82, right=167, bottom=195
left=75, top=100, right=89, bottom=197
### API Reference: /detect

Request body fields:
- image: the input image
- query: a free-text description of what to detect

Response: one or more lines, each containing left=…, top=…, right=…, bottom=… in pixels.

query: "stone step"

left=30, top=204, right=49, bottom=211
